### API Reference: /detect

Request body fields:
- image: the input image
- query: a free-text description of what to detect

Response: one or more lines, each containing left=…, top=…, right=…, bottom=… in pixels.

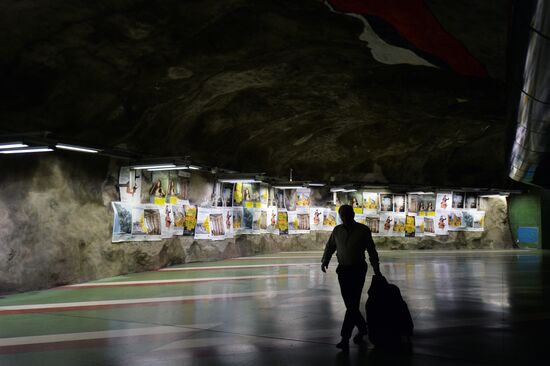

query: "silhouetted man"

left=322, top=204, right=381, bottom=351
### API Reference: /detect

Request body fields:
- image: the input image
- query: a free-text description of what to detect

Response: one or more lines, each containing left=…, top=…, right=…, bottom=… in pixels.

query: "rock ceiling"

left=0, top=0, right=509, bottom=187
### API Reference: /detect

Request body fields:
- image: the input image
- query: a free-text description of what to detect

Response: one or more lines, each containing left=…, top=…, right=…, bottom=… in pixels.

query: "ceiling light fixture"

left=0, top=142, right=28, bottom=150
left=131, top=164, right=176, bottom=170
left=147, top=166, right=189, bottom=171
left=219, top=179, right=261, bottom=183
left=188, top=165, right=201, bottom=170
left=56, top=143, right=99, bottom=153
left=308, top=183, right=326, bottom=187
left=0, top=147, right=53, bottom=154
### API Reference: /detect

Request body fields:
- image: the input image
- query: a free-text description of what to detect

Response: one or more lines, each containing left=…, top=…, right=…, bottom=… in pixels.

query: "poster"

left=465, top=193, right=478, bottom=210
left=233, top=207, right=243, bottom=234
left=252, top=209, right=268, bottom=233
left=447, top=210, right=463, bottom=231
left=242, top=183, right=260, bottom=203
left=172, top=204, right=185, bottom=236
left=434, top=211, right=448, bottom=235
left=161, top=204, right=175, bottom=238
left=131, top=204, right=162, bottom=241
left=348, top=191, right=363, bottom=213
left=288, top=211, right=299, bottom=234
left=194, top=207, right=211, bottom=240
left=418, top=194, right=436, bottom=216
left=260, top=184, right=269, bottom=208
left=393, top=194, right=406, bottom=213
left=112, top=202, right=133, bottom=242
left=149, top=171, right=169, bottom=205
left=233, top=182, right=243, bottom=206
left=407, top=194, right=419, bottom=215
left=224, top=207, right=234, bottom=238
left=463, top=210, right=485, bottom=231
left=166, top=172, right=189, bottom=204
left=243, top=207, right=254, bottom=232
left=362, top=192, right=379, bottom=215
left=278, top=210, right=289, bottom=235
left=118, top=167, right=141, bottom=203
left=452, top=191, right=465, bottom=209
left=267, top=206, right=278, bottom=234
left=209, top=209, right=225, bottom=240
left=379, top=213, right=394, bottom=236
left=405, top=215, right=415, bottom=238
left=414, top=216, right=424, bottom=237
left=335, top=191, right=347, bottom=207
left=284, top=189, right=297, bottom=211
left=365, top=216, right=380, bottom=236
left=380, top=194, right=393, bottom=212
left=423, top=216, right=436, bottom=236
left=436, top=192, right=452, bottom=211
left=310, top=207, right=324, bottom=231
left=392, top=213, right=406, bottom=237
left=297, top=212, right=310, bottom=232
left=323, top=210, right=338, bottom=231
left=183, top=204, right=197, bottom=236
left=221, top=183, right=234, bottom=207
left=296, top=188, right=311, bottom=209
left=355, top=214, right=366, bottom=225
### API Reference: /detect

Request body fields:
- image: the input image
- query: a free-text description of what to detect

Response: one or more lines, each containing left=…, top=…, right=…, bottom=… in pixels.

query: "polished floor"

left=0, top=250, right=549, bottom=365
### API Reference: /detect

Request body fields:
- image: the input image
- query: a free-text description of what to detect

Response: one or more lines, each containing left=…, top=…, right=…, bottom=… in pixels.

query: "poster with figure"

left=131, top=204, right=162, bottom=241
left=310, top=207, right=324, bottom=230
left=335, top=191, right=347, bottom=207
left=405, top=215, right=415, bottom=237
left=414, top=216, right=424, bottom=237
left=209, top=209, right=225, bottom=240
left=380, top=194, right=393, bottom=212
left=436, top=192, right=452, bottom=211
left=112, top=202, right=133, bottom=242
left=243, top=207, right=254, bottom=233
left=278, top=210, right=289, bottom=235
left=452, top=191, right=465, bottom=209
left=175, top=172, right=190, bottom=201
left=362, top=192, right=379, bottom=215
left=194, top=207, right=211, bottom=240
left=379, top=213, right=394, bottom=236
left=183, top=204, right=197, bottom=236
left=267, top=206, right=278, bottom=234
left=118, top=167, right=142, bottom=203
left=233, top=182, right=243, bottom=206
left=348, top=191, right=363, bottom=213
left=297, top=212, right=310, bottom=233
left=447, top=210, right=464, bottom=231
left=172, top=204, right=185, bottom=236
left=276, top=189, right=285, bottom=209
left=284, top=189, right=297, bottom=211
left=260, top=184, right=269, bottom=208
left=161, top=204, right=175, bottom=238
left=233, top=207, right=243, bottom=234
left=393, top=195, right=406, bottom=213
left=434, top=211, right=449, bottom=235
left=242, top=183, right=260, bottom=204
left=463, top=210, right=485, bottom=231
left=224, top=207, right=234, bottom=238
left=392, top=213, right=406, bottom=237
left=465, top=193, right=478, bottom=210
left=423, top=216, right=436, bottom=236
left=288, top=211, right=299, bottom=234
left=296, top=188, right=311, bottom=209
left=355, top=214, right=366, bottom=225
left=323, top=210, right=338, bottom=231
left=258, top=209, right=268, bottom=233
left=149, top=172, right=169, bottom=205
left=221, top=183, right=234, bottom=207
left=419, top=194, right=436, bottom=216
left=365, top=216, right=380, bottom=236
left=407, top=194, right=419, bottom=215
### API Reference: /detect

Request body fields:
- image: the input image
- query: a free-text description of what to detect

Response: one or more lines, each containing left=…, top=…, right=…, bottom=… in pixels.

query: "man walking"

left=321, top=204, right=381, bottom=351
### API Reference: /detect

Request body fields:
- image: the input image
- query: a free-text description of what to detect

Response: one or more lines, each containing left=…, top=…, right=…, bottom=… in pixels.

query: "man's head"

left=338, top=204, right=355, bottom=225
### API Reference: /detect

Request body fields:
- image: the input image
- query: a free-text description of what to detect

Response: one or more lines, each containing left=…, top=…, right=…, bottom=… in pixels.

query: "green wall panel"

left=509, top=193, right=541, bottom=249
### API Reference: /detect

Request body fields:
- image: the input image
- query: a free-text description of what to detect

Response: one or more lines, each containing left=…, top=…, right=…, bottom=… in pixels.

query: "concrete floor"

left=0, top=250, right=549, bottom=365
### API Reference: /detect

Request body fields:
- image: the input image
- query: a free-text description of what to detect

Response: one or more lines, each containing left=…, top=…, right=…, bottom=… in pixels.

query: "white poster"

left=355, top=214, right=366, bottom=225
left=112, top=202, right=133, bottom=242
left=423, top=216, right=436, bottom=236
left=393, top=195, right=406, bottom=213
left=209, top=208, right=226, bottom=240
left=310, top=207, right=324, bottom=231
left=119, top=167, right=142, bottom=203
left=434, top=210, right=449, bottom=236
left=194, top=207, right=211, bottom=240
left=131, top=204, right=162, bottom=241
left=172, top=204, right=185, bottom=236
left=267, top=206, right=278, bottom=234
left=233, top=207, right=244, bottom=235
left=224, top=207, right=234, bottom=238
left=362, top=192, right=379, bottom=215
left=447, top=210, right=464, bottom=231
left=379, top=213, right=394, bottom=236
left=380, top=194, right=393, bottom=212
left=160, top=204, right=175, bottom=238
left=436, top=192, right=452, bottom=211
left=295, top=188, right=311, bottom=209
left=414, top=216, right=424, bottom=237
left=392, top=213, right=406, bottom=237
left=463, top=210, right=485, bottom=232
left=323, top=210, right=338, bottom=231
left=365, top=216, right=380, bottom=236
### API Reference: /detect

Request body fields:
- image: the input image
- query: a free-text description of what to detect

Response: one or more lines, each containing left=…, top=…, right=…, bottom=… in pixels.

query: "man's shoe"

left=336, top=339, right=349, bottom=351
left=353, top=333, right=367, bottom=345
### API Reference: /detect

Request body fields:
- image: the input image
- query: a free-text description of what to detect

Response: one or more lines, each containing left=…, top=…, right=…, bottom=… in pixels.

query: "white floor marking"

left=160, top=263, right=319, bottom=272
left=234, top=256, right=321, bottom=260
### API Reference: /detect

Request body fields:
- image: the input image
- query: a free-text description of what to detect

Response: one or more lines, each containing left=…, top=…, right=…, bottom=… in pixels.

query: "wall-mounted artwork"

left=118, top=167, right=141, bottom=203
left=393, top=195, right=406, bottom=213
left=278, top=210, right=289, bottom=235
left=194, top=207, right=211, bottom=240
left=112, top=202, right=133, bottom=242
left=380, top=194, right=393, bottom=212
left=363, top=192, right=379, bottom=215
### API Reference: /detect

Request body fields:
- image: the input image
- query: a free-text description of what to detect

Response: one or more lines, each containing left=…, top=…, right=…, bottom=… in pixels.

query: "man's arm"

left=321, top=231, right=337, bottom=273
left=365, top=228, right=381, bottom=275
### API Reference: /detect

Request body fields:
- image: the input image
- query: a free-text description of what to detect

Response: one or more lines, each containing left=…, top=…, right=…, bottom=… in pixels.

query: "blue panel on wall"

left=518, top=227, right=539, bottom=244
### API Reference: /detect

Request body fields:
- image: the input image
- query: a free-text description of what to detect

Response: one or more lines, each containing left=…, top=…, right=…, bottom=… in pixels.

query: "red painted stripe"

left=329, top=0, right=487, bottom=77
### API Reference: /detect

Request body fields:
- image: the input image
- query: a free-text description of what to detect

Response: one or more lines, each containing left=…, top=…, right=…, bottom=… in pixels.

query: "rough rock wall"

left=0, top=154, right=513, bottom=293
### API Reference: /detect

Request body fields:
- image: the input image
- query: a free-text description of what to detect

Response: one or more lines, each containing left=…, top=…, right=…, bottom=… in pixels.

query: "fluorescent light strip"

left=147, top=166, right=188, bottom=171
left=273, top=186, right=304, bottom=189
left=132, top=164, right=176, bottom=170
left=0, top=147, right=53, bottom=154
left=0, top=142, right=28, bottom=150
left=308, top=183, right=325, bottom=187
left=188, top=165, right=201, bottom=170
left=219, top=179, right=260, bottom=183
left=330, top=188, right=345, bottom=192
left=56, top=143, right=99, bottom=154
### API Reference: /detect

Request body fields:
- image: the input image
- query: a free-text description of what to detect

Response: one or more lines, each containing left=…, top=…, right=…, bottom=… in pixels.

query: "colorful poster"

left=288, top=211, right=299, bottom=234
left=260, top=184, right=269, bottom=208
left=434, top=211, right=448, bottom=235
left=452, top=191, right=465, bottom=209
left=393, top=194, right=406, bottom=213
left=233, top=182, right=243, bottom=206
left=310, top=208, right=324, bottom=230
left=335, top=191, right=347, bottom=207
left=278, top=210, right=289, bottom=235
left=423, top=217, right=436, bottom=236
left=379, top=213, right=394, bottom=236
left=465, top=193, right=478, bottom=210
left=224, top=207, right=234, bottom=238
left=348, top=191, right=363, bottom=211
left=267, top=206, right=278, bottom=234
left=254, top=209, right=268, bottom=233
left=392, top=213, right=406, bottom=237
left=436, top=192, right=452, bottom=211
left=362, top=192, right=379, bottom=215
left=175, top=172, right=190, bottom=201
left=365, top=216, right=380, bottom=236
left=463, top=210, right=485, bottom=231
left=418, top=194, right=436, bottom=216
left=243, top=207, right=254, bottom=232
left=194, top=207, right=211, bottom=240
left=149, top=172, right=169, bottom=205
left=296, top=188, right=311, bottom=208
left=414, top=216, right=424, bottom=237
left=131, top=204, right=162, bottom=241
left=242, top=183, right=260, bottom=203
left=112, top=202, right=133, bottom=242
left=183, top=204, right=197, bottom=236
left=323, top=210, right=338, bottom=231
left=447, top=210, right=464, bottom=231
left=405, top=215, right=415, bottom=238
left=355, top=214, right=366, bottom=225
left=221, top=183, right=234, bottom=207
left=118, top=167, right=142, bottom=203
left=297, top=212, right=310, bottom=233
left=172, top=204, right=185, bottom=236
left=233, top=207, right=243, bottom=233
left=161, top=204, right=175, bottom=238
left=407, top=194, right=419, bottom=215
left=284, top=189, right=297, bottom=211
left=380, top=194, right=393, bottom=212
left=209, top=209, right=225, bottom=240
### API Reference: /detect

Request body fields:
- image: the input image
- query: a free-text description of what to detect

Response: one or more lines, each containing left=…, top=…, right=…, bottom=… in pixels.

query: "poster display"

left=452, top=191, right=465, bottom=209
left=278, top=210, right=289, bottom=235
left=233, top=182, right=243, bottom=206
left=407, top=194, right=419, bottom=215
left=379, top=213, right=394, bottom=235
left=118, top=167, right=141, bottom=203
left=405, top=215, right=415, bottom=238
left=423, top=217, right=436, bottom=236
left=172, top=204, right=185, bottom=236
left=348, top=191, right=363, bottom=213
left=233, top=207, right=243, bottom=234
left=260, top=184, right=269, bottom=208
left=243, top=207, right=254, bottom=233
left=392, top=213, right=406, bottom=237
left=288, top=211, right=298, bottom=234
left=267, top=206, right=278, bottom=234
left=365, top=216, right=380, bottom=236
left=436, top=193, right=452, bottom=211
left=296, top=188, right=311, bottom=209
left=414, top=216, right=424, bottom=237
left=465, top=193, right=478, bottom=210
left=284, top=189, right=297, bottom=211
left=194, top=207, right=211, bottom=240
left=447, top=210, right=463, bottom=231
left=463, top=210, right=485, bottom=231
left=380, top=194, right=393, bottom=212
left=323, top=210, right=338, bottom=231
left=149, top=171, right=169, bottom=205
left=355, top=214, right=366, bottom=225
left=209, top=208, right=225, bottom=240
left=112, top=202, right=133, bottom=242
left=363, top=192, right=379, bottom=215
left=131, top=204, right=162, bottom=241
left=434, top=211, right=448, bottom=236
left=310, top=207, right=324, bottom=231
left=224, top=207, right=234, bottom=238
left=183, top=204, right=197, bottom=236
left=393, top=195, right=406, bottom=213
left=418, top=194, right=436, bottom=216
left=161, top=204, right=175, bottom=238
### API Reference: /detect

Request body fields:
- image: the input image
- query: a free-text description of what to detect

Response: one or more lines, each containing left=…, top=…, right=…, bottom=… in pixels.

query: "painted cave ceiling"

left=0, top=0, right=509, bottom=186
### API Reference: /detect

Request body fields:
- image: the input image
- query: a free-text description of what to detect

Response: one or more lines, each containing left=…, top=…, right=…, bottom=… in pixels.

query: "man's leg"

left=350, top=265, right=368, bottom=340
left=337, top=266, right=355, bottom=341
